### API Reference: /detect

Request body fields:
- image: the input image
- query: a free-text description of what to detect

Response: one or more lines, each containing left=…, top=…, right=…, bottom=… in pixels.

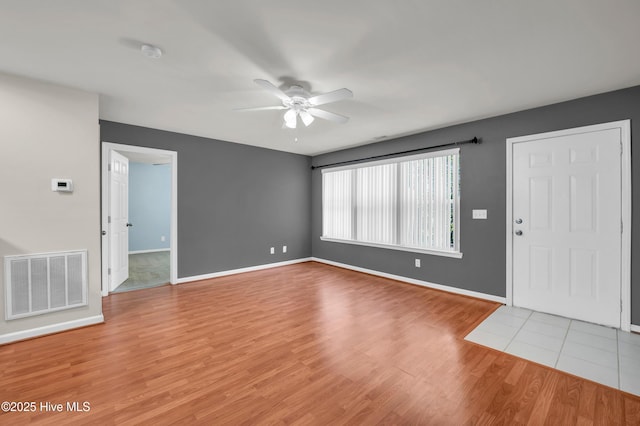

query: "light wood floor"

left=1, top=262, right=639, bottom=425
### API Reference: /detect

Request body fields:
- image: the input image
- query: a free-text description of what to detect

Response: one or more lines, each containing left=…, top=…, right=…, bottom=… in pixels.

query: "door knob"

left=515, top=218, right=523, bottom=224
left=126, top=223, right=133, bottom=227
left=515, top=230, right=523, bottom=236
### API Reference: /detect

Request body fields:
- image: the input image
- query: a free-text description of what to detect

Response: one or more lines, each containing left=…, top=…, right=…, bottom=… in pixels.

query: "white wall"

left=0, top=72, right=102, bottom=342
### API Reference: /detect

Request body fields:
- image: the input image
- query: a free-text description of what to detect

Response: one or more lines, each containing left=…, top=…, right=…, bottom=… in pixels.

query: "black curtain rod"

left=310, top=136, right=480, bottom=170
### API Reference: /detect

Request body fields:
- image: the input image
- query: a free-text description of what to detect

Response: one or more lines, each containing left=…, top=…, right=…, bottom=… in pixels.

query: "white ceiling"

left=1, top=1, right=639, bottom=156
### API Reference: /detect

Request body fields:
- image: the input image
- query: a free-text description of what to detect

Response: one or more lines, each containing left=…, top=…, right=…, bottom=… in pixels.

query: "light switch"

left=472, top=209, right=488, bottom=219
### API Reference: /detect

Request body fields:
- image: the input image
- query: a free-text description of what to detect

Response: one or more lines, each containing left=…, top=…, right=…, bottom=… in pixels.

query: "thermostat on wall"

left=51, top=178, right=73, bottom=192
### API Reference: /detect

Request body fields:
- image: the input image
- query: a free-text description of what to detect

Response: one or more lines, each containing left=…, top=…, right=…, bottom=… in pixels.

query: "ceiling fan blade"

left=284, top=109, right=297, bottom=129
left=307, top=88, right=353, bottom=106
left=254, top=79, right=291, bottom=102
left=234, top=105, right=287, bottom=111
left=307, top=108, right=349, bottom=124
left=299, top=110, right=315, bottom=127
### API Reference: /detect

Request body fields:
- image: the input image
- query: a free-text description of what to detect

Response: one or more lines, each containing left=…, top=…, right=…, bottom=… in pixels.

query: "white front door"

left=511, top=126, right=622, bottom=327
left=109, top=150, right=129, bottom=291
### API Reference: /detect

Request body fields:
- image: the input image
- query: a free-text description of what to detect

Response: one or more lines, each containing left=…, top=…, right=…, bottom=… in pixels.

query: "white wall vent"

left=4, top=250, right=88, bottom=320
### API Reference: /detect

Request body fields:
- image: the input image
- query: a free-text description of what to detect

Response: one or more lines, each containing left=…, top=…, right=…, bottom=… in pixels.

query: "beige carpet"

left=112, top=251, right=170, bottom=293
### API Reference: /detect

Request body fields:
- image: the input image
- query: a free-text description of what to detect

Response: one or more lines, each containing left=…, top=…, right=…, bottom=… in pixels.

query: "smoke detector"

left=141, top=44, right=163, bottom=59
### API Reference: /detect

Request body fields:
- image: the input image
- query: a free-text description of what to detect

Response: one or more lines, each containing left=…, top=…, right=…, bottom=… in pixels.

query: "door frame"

left=101, top=142, right=178, bottom=296
left=505, top=120, right=631, bottom=331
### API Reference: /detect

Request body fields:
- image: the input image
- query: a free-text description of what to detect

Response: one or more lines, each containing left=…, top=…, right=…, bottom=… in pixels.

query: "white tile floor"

left=465, top=305, right=640, bottom=396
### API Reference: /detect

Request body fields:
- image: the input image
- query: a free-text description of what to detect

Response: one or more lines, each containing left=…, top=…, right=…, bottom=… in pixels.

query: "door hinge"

left=621, top=220, right=623, bottom=234
left=621, top=299, right=623, bottom=312
left=620, top=140, right=623, bottom=156
left=108, top=163, right=112, bottom=172
left=108, top=215, right=111, bottom=224
left=108, top=268, right=111, bottom=275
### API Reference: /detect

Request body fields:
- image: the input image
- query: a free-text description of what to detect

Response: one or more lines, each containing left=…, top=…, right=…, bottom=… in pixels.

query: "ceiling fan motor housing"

left=283, top=86, right=311, bottom=111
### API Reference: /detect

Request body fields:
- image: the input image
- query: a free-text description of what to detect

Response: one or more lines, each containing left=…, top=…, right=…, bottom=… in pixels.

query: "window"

left=321, top=148, right=461, bottom=257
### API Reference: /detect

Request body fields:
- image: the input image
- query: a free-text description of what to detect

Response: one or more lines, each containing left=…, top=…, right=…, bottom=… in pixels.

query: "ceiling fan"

left=239, top=79, right=353, bottom=129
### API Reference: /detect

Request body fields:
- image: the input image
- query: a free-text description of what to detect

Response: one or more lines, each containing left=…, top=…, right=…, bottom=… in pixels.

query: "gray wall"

left=101, top=85, right=639, bottom=324
left=100, top=121, right=312, bottom=278
left=311, top=85, right=640, bottom=324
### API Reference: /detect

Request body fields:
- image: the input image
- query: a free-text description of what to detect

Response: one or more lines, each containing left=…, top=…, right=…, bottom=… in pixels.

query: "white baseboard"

left=0, top=314, right=104, bottom=345
left=176, top=258, right=313, bottom=284
left=129, top=248, right=170, bottom=255
left=311, top=257, right=506, bottom=304
left=173, top=256, right=506, bottom=303
left=630, top=324, right=640, bottom=333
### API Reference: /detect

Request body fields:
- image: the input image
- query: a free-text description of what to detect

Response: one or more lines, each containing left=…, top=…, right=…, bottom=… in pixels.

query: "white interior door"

left=109, top=150, right=129, bottom=291
left=512, top=127, right=622, bottom=327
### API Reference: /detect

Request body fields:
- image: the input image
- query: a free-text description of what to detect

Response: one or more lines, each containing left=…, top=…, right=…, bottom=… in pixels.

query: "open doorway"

left=101, top=142, right=177, bottom=296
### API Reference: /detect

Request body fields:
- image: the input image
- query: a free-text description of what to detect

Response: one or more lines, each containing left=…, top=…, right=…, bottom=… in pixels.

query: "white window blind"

left=356, top=163, right=396, bottom=245
left=322, top=169, right=353, bottom=240
left=321, top=148, right=460, bottom=256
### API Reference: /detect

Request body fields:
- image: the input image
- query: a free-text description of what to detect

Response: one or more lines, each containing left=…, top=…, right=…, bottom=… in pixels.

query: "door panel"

left=109, top=150, right=129, bottom=291
left=569, top=174, right=597, bottom=232
left=512, top=128, right=621, bottom=327
left=529, top=177, right=551, bottom=230
left=529, top=246, right=552, bottom=290
left=569, top=248, right=597, bottom=297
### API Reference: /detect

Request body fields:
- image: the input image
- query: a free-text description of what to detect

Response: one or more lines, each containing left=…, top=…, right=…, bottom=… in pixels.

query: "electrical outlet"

left=415, top=259, right=421, bottom=268
left=282, top=245, right=287, bottom=253
left=270, top=247, right=275, bottom=254
left=472, top=209, right=488, bottom=219
left=160, top=235, right=166, bottom=242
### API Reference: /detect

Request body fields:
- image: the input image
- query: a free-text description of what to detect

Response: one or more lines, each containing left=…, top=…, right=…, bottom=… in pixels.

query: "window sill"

left=320, top=237, right=463, bottom=259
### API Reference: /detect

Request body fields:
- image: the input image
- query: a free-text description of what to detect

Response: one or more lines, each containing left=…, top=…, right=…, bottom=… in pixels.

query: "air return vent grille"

left=4, top=250, right=87, bottom=320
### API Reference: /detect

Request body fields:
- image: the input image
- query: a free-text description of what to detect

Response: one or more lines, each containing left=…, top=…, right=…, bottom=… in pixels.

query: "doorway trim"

left=101, top=142, right=178, bottom=296
left=505, top=120, right=631, bottom=331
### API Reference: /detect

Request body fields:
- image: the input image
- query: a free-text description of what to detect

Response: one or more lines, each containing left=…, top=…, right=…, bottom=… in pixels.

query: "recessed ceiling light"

left=141, top=44, right=162, bottom=59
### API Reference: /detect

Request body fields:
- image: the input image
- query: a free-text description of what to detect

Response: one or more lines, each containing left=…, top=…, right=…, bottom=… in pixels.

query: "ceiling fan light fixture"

left=300, top=110, right=314, bottom=127
left=284, top=109, right=297, bottom=129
